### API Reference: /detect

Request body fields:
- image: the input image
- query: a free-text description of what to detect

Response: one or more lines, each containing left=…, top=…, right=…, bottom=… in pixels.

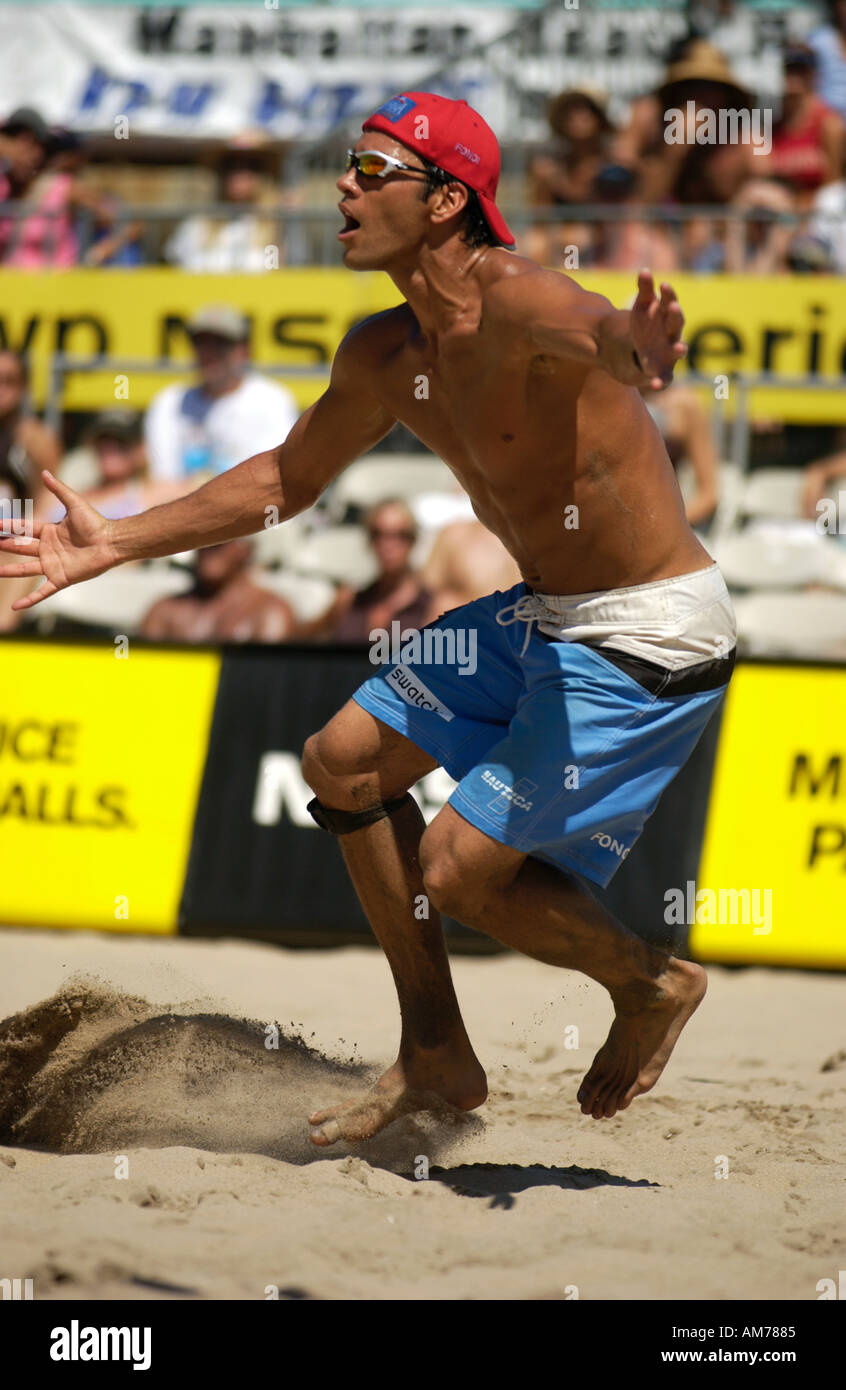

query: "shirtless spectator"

left=766, top=46, right=845, bottom=208
left=422, top=519, right=521, bottom=609
left=589, top=163, right=680, bottom=271
left=639, top=383, right=720, bottom=529
left=0, top=349, right=58, bottom=628
left=141, top=538, right=295, bottom=644
left=722, top=178, right=797, bottom=274
left=800, top=448, right=846, bottom=521
left=304, top=500, right=443, bottom=642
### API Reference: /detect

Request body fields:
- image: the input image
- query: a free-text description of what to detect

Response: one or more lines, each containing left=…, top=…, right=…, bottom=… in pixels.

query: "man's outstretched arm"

left=0, top=325, right=396, bottom=613
left=501, top=267, right=686, bottom=390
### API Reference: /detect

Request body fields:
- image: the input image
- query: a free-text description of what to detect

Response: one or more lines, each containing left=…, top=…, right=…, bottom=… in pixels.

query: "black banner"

left=179, top=644, right=722, bottom=952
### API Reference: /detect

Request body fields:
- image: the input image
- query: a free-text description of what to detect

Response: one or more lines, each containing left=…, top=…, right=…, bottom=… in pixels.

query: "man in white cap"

left=144, top=305, right=299, bottom=482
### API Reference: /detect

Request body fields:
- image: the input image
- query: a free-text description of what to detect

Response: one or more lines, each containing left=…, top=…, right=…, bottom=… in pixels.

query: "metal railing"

left=2, top=200, right=842, bottom=268
left=44, top=354, right=331, bottom=436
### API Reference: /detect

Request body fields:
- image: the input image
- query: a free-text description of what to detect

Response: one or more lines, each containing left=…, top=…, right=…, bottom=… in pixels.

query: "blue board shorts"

left=352, top=566, right=736, bottom=888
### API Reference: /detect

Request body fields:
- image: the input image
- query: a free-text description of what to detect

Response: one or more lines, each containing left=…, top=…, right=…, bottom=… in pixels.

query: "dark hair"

left=418, top=159, right=500, bottom=249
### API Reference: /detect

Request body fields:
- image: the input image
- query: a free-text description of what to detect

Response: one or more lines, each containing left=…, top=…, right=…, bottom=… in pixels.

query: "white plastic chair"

left=252, top=570, right=335, bottom=623
left=251, top=514, right=306, bottom=569
left=292, top=526, right=377, bottom=588
left=329, top=454, right=455, bottom=519
left=42, top=566, right=192, bottom=633
left=712, top=522, right=836, bottom=590
left=740, top=468, right=805, bottom=521
left=733, top=590, right=846, bottom=659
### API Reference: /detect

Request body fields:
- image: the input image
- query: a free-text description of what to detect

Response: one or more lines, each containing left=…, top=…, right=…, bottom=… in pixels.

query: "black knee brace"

left=306, top=792, right=414, bottom=835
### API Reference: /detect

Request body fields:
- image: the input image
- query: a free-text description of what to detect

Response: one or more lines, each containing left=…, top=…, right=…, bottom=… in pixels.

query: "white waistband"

left=496, top=565, right=737, bottom=670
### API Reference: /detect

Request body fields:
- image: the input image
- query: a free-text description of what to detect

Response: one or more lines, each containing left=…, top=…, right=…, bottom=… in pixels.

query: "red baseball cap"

left=361, top=91, right=515, bottom=249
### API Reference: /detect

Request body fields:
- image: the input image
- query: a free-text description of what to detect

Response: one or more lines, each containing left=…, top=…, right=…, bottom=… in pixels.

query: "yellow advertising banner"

left=0, top=640, right=220, bottom=932
left=1, top=268, right=844, bottom=421
left=692, top=664, right=846, bottom=969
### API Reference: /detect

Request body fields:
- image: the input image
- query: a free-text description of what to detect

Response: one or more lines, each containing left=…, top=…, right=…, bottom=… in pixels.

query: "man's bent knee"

left=420, top=810, right=525, bottom=922
left=301, top=702, right=433, bottom=811
left=420, top=833, right=489, bottom=921
left=301, top=727, right=377, bottom=811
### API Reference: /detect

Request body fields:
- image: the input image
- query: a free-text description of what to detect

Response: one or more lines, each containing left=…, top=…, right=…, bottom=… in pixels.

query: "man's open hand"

left=631, top=270, right=687, bottom=390
left=0, top=471, right=118, bottom=613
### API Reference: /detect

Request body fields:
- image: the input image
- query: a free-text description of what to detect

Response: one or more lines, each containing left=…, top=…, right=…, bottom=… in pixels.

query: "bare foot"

left=309, top=1048, right=487, bottom=1147
left=577, top=958, right=707, bottom=1120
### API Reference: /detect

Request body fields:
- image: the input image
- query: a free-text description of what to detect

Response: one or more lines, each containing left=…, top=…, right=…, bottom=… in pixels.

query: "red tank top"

left=772, top=98, right=833, bottom=191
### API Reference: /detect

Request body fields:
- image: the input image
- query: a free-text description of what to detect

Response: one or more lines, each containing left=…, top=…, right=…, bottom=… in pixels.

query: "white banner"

left=0, top=3, right=816, bottom=141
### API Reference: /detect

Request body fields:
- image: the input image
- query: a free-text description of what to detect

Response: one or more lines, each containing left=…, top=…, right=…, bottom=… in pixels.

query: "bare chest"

left=378, top=329, right=577, bottom=493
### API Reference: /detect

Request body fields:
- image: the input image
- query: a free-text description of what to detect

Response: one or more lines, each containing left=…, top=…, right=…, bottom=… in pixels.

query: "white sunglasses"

left=344, top=148, right=432, bottom=179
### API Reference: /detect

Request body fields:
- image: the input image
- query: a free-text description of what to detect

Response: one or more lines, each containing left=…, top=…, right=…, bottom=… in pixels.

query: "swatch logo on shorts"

left=385, top=665, right=455, bottom=721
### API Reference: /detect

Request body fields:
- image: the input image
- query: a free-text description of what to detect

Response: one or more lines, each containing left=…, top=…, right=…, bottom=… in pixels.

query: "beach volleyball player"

left=0, top=93, right=736, bottom=1144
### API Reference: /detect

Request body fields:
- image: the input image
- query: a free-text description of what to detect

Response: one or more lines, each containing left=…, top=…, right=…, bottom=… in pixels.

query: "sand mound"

left=0, top=978, right=374, bottom=1160
left=0, top=978, right=478, bottom=1167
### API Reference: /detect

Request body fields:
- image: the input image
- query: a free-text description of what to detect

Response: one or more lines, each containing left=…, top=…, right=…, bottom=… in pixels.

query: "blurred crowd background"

left=1, top=0, right=846, bottom=658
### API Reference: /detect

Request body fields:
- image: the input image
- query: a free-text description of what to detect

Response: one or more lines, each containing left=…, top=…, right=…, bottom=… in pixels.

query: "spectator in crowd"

left=639, top=382, right=720, bottom=529
left=766, top=45, right=845, bottom=207
left=801, top=447, right=846, bottom=521
left=586, top=163, right=680, bottom=270
left=613, top=40, right=757, bottom=207
left=0, top=349, right=58, bottom=629
left=43, top=411, right=196, bottom=525
left=421, top=519, right=521, bottom=609
left=144, top=305, right=299, bottom=482
left=164, top=133, right=282, bottom=273
left=140, top=538, right=296, bottom=643
left=809, top=144, right=846, bottom=270
left=303, top=500, right=443, bottom=643
left=722, top=177, right=797, bottom=273
left=47, top=128, right=143, bottom=266
left=809, top=0, right=846, bottom=125
left=0, top=350, right=57, bottom=508
left=0, top=108, right=124, bottom=267
left=525, top=88, right=614, bottom=264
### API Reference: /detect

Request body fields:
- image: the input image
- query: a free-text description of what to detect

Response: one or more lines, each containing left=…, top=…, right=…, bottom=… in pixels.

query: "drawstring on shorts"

left=495, top=593, right=548, bottom=657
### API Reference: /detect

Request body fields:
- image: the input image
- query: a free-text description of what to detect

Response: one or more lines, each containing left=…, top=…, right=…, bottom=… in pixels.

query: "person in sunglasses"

left=1, top=92, right=735, bottom=1148
left=301, top=499, right=442, bottom=643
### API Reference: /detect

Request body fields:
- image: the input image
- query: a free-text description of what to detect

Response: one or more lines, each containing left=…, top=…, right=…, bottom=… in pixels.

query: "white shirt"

left=809, top=181, right=846, bottom=273
left=144, top=372, right=299, bottom=482
left=165, top=215, right=272, bottom=274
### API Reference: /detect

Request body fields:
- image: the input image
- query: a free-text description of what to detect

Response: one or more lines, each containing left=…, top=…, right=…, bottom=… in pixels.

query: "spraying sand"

left=0, top=928, right=843, bottom=1300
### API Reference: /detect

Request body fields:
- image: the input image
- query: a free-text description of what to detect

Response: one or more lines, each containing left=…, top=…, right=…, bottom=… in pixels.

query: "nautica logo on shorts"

left=481, top=770, right=537, bottom=812
left=385, top=665, right=454, bottom=721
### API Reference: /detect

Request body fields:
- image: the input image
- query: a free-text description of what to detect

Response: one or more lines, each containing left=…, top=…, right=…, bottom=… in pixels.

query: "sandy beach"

left=1, top=926, right=843, bottom=1301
